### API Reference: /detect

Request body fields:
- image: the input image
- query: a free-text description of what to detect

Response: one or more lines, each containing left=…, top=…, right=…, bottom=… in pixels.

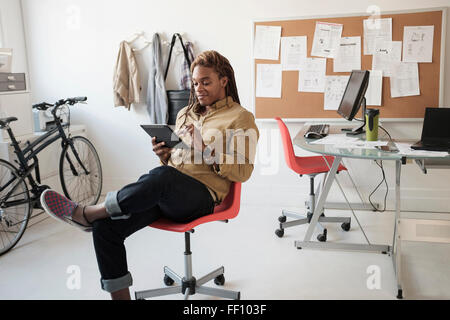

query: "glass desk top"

left=293, top=124, right=450, bottom=161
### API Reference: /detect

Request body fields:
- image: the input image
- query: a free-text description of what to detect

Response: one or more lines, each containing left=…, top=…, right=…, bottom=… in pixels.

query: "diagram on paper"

left=403, top=26, right=434, bottom=63
left=324, top=76, right=349, bottom=110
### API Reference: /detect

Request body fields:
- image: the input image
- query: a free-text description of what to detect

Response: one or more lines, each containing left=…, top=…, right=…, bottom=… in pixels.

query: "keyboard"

left=304, top=124, right=330, bottom=139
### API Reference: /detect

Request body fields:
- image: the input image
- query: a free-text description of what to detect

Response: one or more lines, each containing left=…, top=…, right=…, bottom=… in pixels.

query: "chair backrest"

left=213, top=182, right=241, bottom=219
left=275, top=117, right=297, bottom=171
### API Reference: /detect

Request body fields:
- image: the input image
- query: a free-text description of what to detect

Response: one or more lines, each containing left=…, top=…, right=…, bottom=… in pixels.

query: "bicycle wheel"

left=0, top=159, right=31, bottom=256
left=59, top=136, right=102, bottom=206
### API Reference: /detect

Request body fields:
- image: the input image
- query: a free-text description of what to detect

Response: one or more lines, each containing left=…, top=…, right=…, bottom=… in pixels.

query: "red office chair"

left=274, top=117, right=351, bottom=241
left=135, top=182, right=242, bottom=300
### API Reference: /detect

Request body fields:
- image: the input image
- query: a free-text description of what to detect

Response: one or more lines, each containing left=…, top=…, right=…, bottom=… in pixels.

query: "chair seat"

left=150, top=209, right=235, bottom=233
left=150, top=183, right=241, bottom=233
left=292, top=155, right=347, bottom=175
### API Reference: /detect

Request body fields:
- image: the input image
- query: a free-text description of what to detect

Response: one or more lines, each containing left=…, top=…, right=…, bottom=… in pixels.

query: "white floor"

left=1, top=200, right=449, bottom=300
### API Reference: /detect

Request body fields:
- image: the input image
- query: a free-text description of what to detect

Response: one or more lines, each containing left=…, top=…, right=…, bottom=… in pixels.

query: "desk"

left=293, top=124, right=450, bottom=299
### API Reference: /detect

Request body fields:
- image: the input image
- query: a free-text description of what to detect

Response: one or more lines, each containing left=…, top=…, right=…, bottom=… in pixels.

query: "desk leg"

left=295, top=156, right=390, bottom=253
left=302, top=156, right=342, bottom=242
left=393, top=160, right=403, bottom=299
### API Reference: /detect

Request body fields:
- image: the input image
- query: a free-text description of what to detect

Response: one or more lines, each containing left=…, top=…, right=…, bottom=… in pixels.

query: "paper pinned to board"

left=363, top=18, right=392, bottom=55
left=390, top=62, right=420, bottom=98
left=402, top=26, right=434, bottom=63
left=372, top=40, right=402, bottom=77
left=281, top=36, right=307, bottom=71
left=256, top=64, right=282, bottom=98
left=365, top=70, right=383, bottom=106
left=324, top=75, right=350, bottom=110
left=311, top=22, right=343, bottom=58
left=253, top=25, right=282, bottom=60
left=298, top=58, right=327, bottom=92
left=333, top=36, right=361, bottom=72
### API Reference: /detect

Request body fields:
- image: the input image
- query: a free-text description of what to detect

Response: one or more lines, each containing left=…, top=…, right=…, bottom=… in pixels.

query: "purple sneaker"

left=41, top=189, right=92, bottom=232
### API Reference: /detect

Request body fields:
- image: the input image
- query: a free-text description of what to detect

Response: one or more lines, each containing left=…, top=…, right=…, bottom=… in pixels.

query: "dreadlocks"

left=180, top=50, right=240, bottom=126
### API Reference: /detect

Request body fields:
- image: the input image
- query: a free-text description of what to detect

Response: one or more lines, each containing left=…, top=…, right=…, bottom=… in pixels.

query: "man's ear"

left=221, top=76, right=228, bottom=88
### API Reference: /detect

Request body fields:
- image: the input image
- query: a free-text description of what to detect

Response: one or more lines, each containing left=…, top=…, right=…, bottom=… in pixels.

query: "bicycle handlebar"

left=32, top=97, right=88, bottom=111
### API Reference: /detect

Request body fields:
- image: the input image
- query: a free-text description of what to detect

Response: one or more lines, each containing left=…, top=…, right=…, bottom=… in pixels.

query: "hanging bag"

left=164, top=33, right=192, bottom=125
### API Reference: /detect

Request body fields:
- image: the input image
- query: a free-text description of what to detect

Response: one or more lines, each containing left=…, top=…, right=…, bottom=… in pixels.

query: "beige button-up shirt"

left=167, top=97, right=259, bottom=204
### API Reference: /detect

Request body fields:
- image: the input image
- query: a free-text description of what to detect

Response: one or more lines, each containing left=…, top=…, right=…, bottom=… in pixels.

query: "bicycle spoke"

left=60, top=137, right=102, bottom=207
left=0, top=161, right=30, bottom=256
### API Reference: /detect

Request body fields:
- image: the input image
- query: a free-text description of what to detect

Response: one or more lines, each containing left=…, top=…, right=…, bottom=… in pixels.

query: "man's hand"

left=152, top=137, right=172, bottom=165
left=183, top=124, right=206, bottom=153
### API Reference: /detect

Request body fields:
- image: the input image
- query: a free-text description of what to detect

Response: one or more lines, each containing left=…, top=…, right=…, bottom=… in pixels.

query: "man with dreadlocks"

left=40, top=50, right=259, bottom=300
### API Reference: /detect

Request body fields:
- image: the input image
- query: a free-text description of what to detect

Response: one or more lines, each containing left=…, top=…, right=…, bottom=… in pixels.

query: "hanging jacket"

left=180, top=41, right=195, bottom=90
left=147, top=33, right=168, bottom=124
left=113, top=41, right=141, bottom=110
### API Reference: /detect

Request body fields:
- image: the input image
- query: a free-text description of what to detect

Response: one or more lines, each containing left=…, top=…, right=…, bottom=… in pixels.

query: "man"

left=41, top=50, right=259, bottom=300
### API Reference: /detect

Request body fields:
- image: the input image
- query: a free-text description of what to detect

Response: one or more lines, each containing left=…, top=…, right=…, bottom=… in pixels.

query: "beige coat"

left=113, top=41, right=141, bottom=109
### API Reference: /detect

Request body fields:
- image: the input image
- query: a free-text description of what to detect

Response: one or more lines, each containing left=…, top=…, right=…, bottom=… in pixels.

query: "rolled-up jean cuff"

left=101, top=272, right=133, bottom=293
left=105, top=191, right=131, bottom=220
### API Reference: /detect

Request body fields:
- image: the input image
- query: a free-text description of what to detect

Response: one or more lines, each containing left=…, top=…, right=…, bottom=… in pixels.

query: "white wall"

left=19, top=0, right=450, bottom=212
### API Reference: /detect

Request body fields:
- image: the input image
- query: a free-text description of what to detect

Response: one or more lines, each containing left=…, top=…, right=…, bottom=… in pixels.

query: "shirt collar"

left=193, top=96, right=234, bottom=115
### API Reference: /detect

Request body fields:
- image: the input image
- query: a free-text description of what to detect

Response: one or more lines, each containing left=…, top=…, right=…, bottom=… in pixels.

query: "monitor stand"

left=341, top=97, right=366, bottom=136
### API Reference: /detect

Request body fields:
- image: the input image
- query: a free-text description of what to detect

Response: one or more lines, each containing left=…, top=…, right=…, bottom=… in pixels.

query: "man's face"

left=192, top=66, right=228, bottom=107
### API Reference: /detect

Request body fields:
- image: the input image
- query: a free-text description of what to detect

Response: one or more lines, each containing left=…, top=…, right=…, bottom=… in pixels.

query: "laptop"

left=411, top=107, right=450, bottom=152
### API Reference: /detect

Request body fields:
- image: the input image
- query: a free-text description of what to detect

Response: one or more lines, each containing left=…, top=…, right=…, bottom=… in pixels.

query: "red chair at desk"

left=135, top=182, right=242, bottom=300
left=274, top=117, right=351, bottom=242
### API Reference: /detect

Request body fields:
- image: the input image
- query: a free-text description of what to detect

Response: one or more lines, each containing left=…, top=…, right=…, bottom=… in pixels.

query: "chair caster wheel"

left=341, top=222, right=351, bottom=231
left=317, top=229, right=327, bottom=242
left=278, top=215, right=287, bottom=223
left=214, top=274, right=225, bottom=286
left=275, top=229, right=284, bottom=238
left=164, top=275, right=174, bottom=286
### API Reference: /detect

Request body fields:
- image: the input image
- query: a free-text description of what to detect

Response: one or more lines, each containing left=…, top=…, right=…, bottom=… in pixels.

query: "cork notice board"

left=253, top=8, right=446, bottom=119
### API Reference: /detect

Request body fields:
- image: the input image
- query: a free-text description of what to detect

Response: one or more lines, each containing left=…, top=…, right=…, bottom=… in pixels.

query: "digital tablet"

left=140, top=124, right=188, bottom=149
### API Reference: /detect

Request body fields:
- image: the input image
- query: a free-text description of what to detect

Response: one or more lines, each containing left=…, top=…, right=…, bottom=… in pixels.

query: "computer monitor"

left=337, top=70, right=370, bottom=135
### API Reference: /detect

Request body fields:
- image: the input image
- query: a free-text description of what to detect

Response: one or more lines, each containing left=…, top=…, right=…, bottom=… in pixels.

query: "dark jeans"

left=93, top=165, right=215, bottom=293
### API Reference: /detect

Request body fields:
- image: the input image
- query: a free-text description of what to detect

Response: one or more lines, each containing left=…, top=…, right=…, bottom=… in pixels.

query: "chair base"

left=135, top=266, right=240, bottom=300
left=134, top=232, right=240, bottom=300
left=276, top=209, right=351, bottom=242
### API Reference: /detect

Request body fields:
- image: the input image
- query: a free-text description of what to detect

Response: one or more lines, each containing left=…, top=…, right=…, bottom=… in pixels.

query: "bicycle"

left=0, top=96, right=102, bottom=255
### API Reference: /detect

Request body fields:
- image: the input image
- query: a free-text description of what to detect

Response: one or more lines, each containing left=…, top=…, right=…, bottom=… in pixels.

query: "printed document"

left=364, top=70, right=383, bottom=106
left=335, top=140, right=389, bottom=149
left=256, top=64, right=282, bottom=98
left=333, top=36, right=361, bottom=72
left=281, top=36, right=307, bottom=71
left=403, top=26, right=434, bottom=63
left=372, top=40, right=402, bottom=77
left=311, top=22, right=343, bottom=58
left=253, top=25, right=282, bottom=60
left=309, top=134, right=359, bottom=145
left=324, top=75, right=350, bottom=110
left=298, top=58, right=326, bottom=92
left=395, top=142, right=449, bottom=157
left=390, top=62, right=420, bottom=98
left=363, top=18, right=392, bottom=55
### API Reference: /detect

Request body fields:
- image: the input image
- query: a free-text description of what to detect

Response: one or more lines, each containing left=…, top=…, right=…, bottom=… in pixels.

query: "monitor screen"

left=337, top=70, right=370, bottom=121
left=422, top=107, right=450, bottom=141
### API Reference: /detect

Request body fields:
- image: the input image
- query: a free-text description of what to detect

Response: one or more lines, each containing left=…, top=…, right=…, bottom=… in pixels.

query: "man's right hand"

left=152, top=137, right=172, bottom=165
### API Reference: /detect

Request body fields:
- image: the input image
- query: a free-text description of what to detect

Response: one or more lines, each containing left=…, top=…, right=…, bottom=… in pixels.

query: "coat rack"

left=125, top=31, right=195, bottom=55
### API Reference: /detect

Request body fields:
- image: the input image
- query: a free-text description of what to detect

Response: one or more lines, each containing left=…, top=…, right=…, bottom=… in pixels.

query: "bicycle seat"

left=0, top=117, right=18, bottom=128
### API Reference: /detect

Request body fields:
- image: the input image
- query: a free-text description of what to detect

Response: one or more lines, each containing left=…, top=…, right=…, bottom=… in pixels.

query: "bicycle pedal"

left=33, top=199, right=43, bottom=209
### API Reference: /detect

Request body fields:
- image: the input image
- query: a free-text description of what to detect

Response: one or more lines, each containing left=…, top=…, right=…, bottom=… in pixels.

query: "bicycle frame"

left=3, top=109, right=90, bottom=202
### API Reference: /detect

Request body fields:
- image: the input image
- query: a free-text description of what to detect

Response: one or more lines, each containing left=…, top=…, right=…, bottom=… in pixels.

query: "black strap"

left=164, top=33, right=192, bottom=81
